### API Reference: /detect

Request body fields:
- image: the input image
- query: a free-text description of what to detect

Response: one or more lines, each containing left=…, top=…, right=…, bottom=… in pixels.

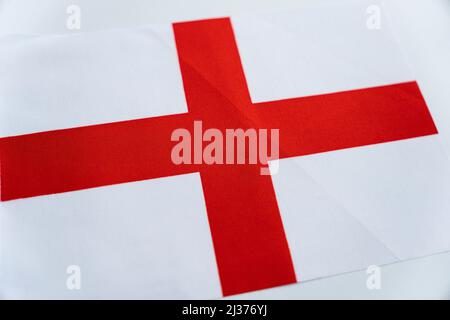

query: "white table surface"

left=1, top=0, right=449, bottom=299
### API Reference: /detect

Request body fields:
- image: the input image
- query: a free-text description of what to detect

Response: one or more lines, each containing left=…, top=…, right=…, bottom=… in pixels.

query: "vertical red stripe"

left=173, top=18, right=298, bottom=295
left=200, top=165, right=297, bottom=295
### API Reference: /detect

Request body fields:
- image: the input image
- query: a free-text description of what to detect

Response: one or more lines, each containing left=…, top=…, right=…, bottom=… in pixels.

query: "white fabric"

left=232, top=0, right=412, bottom=102
left=1, top=174, right=221, bottom=299
left=272, top=135, right=450, bottom=282
left=0, top=25, right=186, bottom=136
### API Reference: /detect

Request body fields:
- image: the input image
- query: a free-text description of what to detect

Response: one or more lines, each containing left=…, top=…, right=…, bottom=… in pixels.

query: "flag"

left=1, top=0, right=449, bottom=298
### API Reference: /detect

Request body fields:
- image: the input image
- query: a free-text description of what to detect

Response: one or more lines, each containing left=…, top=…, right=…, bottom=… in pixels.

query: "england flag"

left=1, top=0, right=450, bottom=299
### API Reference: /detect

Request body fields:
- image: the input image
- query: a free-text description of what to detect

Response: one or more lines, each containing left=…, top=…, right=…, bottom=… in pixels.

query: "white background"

left=0, top=0, right=449, bottom=299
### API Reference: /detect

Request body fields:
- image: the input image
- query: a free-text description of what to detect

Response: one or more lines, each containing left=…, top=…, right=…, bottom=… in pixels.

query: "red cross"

left=0, top=18, right=437, bottom=296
